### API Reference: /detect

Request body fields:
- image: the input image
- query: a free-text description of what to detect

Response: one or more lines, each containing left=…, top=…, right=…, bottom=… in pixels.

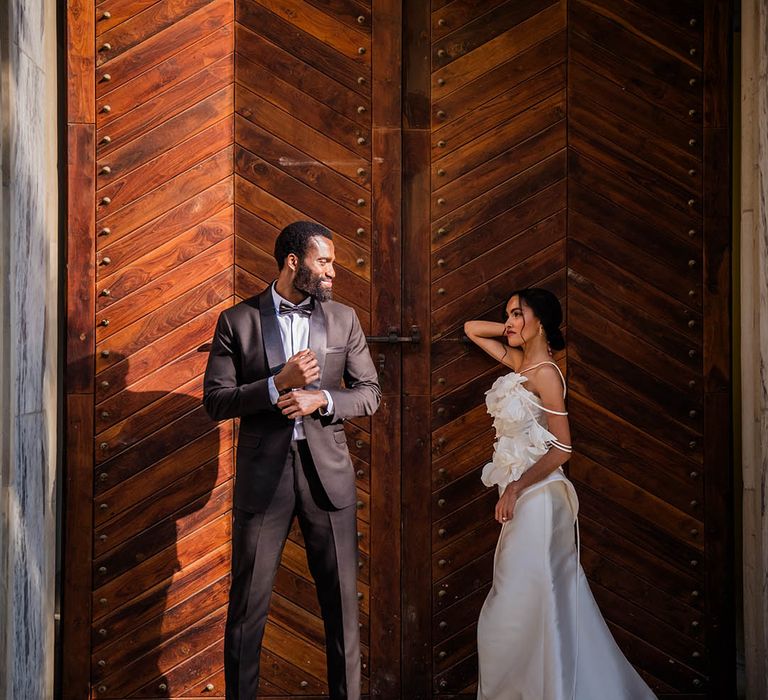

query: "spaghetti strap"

left=519, top=360, right=567, bottom=399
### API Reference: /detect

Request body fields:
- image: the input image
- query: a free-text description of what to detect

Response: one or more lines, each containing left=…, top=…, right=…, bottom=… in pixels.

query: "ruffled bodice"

left=481, top=372, right=561, bottom=489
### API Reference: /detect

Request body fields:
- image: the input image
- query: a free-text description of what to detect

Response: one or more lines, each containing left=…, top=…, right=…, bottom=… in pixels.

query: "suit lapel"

left=258, top=284, right=286, bottom=375
left=307, top=300, right=327, bottom=390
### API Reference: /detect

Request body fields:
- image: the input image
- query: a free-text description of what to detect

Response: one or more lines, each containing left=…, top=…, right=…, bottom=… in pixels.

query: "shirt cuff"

left=268, top=376, right=279, bottom=405
left=318, top=390, right=334, bottom=416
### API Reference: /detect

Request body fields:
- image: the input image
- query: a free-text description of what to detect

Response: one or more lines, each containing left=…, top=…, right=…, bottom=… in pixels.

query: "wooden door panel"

left=66, top=0, right=730, bottom=697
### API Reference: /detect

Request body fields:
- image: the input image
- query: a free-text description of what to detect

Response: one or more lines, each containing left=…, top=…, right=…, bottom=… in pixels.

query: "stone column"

left=0, top=0, right=59, bottom=697
left=740, top=1, right=768, bottom=698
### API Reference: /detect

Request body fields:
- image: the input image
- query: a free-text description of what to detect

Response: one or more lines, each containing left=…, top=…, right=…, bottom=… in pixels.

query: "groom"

left=202, top=221, right=380, bottom=700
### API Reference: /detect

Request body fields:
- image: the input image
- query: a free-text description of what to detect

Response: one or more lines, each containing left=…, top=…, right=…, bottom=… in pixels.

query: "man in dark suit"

left=202, top=221, right=380, bottom=700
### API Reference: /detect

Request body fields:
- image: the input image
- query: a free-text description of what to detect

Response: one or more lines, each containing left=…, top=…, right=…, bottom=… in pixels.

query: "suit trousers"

left=224, top=440, right=360, bottom=700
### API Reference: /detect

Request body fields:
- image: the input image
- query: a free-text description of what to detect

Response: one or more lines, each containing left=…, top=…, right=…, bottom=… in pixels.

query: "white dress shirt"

left=267, top=284, right=333, bottom=440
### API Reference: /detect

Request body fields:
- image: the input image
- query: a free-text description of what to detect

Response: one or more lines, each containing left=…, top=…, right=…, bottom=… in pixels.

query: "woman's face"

left=503, top=295, right=538, bottom=346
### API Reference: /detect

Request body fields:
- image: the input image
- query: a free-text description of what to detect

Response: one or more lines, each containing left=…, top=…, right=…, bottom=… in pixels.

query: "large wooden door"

left=63, top=0, right=401, bottom=698
left=65, top=1, right=732, bottom=699
left=400, top=1, right=732, bottom=699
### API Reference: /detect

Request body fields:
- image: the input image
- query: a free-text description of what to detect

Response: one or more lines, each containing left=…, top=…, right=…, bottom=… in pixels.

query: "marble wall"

left=0, top=0, right=59, bottom=697
left=740, top=0, right=768, bottom=698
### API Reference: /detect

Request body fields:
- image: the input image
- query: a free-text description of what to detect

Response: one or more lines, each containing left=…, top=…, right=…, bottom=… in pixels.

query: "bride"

left=464, top=287, right=656, bottom=700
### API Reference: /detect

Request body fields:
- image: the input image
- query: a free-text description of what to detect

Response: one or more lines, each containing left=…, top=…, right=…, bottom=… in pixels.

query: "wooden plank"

left=369, top=4, right=403, bottom=680
left=97, top=207, right=232, bottom=307
left=95, top=483, right=232, bottom=585
left=569, top=59, right=701, bottom=163
left=434, top=33, right=566, bottom=132
left=570, top=89, right=700, bottom=195
left=97, top=155, right=231, bottom=247
left=61, top=395, right=94, bottom=700
left=569, top=0, right=701, bottom=92
left=581, top=546, right=703, bottom=641
left=431, top=243, right=565, bottom=337
left=96, top=56, right=232, bottom=151
left=96, top=299, right=227, bottom=386
left=567, top=324, right=703, bottom=430
left=433, top=622, right=477, bottom=674
left=96, top=405, right=223, bottom=490
left=237, top=54, right=370, bottom=159
left=97, top=88, right=233, bottom=181
left=94, top=455, right=232, bottom=556
left=93, top=514, right=231, bottom=615
left=234, top=147, right=371, bottom=262
left=236, top=84, right=368, bottom=184
left=570, top=453, right=703, bottom=549
left=432, top=0, right=556, bottom=68
left=101, top=605, right=227, bottom=697
left=431, top=181, right=565, bottom=274
left=304, top=0, right=372, bottom=33
left=435, top=122, right=565, bottom=216
left=251, top=0, right=371, bottom=59
left=569, top=118, right=702, bottom=219
left=433, top=153, right=565, bottom=250
left=95, top=430, right=231, bottom=527
left=431, top=519, right=498, bottom=583
left=95, top=350, right=210, bottom=429
left=433, top=211, right=565, bottom=309
left=569, top=360, right=702, bottom=460
left=567, top=242, right=702, bottom=366
left=433, top=491, right=496, bottom=551
left=95, top=0, right=234, bottom=96
left=579, top=485, right=705, bottom=584
left=67, top=0, right=96, bottom=122
left=569, top=181, right=701, bottom=295
left=434, top=63, right=565, bottom=158
left=569, top=30, right=701, bottom=126
left=577, top=0, right=702, bottom=68
left=66, top=124, right=96, bottom=394
left=95, top=0, right=215, bottom=66
left=92, top=575, right=229, bottom=676
left=237, top=0, right=370, bottom=95
left=96, top=269, right=233, bottom=365
left=431, top=0, right=565, bottom=99
left=569, top=149, right=699, bottom=245
left=433, top=565, right=492, bottom=642
left=591, top=581, right=705, bottom=672
left=430, top=0, right=508, bottom=41
left=96, top=24, right=233, bottom=128
left=234, top=116, right=372, bottom=219
left=95, top=239, right=232, bottom=339
left=92, top=543, right=228, bottom=642
left=236, top=23, right=370, bottom=123
left=96, top=117, right=233, bottom=214
left=432, top=429, right=494, bottom=492
left=701, top=2, right=733, bottom=691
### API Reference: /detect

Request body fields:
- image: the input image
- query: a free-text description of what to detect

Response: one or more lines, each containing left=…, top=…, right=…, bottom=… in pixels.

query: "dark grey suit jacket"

left=202, top=286, right=380, bottom=512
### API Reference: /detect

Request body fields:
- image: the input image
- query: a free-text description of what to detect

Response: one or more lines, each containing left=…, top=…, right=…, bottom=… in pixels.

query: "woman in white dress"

left=464, top=287, right=656, bottom=700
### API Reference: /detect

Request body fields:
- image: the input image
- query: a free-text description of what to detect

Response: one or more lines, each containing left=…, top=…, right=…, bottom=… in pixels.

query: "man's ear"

left=286, top=252, right=298, bottom=272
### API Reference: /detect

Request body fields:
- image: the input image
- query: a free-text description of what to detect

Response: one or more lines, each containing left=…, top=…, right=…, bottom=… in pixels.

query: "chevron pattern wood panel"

left=66, top=1, right=731, bottom=698
left=428, top=1, right=567, bottom=694
left=567, top=0, right=723, bottom=695
left=233, top=0, right=375, bottom=694
left=88, top=1, right=235, bottom=697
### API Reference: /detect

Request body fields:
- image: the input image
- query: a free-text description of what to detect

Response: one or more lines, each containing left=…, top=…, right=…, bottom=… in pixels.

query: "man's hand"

left=274, top=349, right=320, bottom=392
left=277, top=389, right=328, bottom=419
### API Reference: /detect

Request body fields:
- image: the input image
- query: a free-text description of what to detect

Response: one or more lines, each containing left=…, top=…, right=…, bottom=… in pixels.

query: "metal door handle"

left=365, top=326, right=421, bottom=344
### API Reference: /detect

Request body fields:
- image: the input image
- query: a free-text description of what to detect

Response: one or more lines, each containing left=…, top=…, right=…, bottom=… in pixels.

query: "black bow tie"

left=278, top=300, right=313, bottom=317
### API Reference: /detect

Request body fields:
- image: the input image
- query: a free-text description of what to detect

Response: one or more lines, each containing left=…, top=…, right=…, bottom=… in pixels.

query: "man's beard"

left=294, top=261, right=333, bottom=302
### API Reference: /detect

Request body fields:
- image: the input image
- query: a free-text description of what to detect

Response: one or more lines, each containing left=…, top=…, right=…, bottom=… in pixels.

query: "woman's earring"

left=538, top=325, right=544, bottom=337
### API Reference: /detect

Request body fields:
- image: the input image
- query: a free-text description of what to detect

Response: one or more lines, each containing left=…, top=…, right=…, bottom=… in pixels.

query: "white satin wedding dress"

left=476, top=361, right=657, bottom=700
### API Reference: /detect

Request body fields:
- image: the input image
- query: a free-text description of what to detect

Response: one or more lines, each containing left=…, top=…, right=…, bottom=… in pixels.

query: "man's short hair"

left=273, top=221, right=333, bottom=270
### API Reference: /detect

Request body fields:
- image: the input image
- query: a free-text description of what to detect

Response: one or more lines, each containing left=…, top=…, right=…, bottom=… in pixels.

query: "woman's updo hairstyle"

left=508, top=287, right=565, bottom=351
